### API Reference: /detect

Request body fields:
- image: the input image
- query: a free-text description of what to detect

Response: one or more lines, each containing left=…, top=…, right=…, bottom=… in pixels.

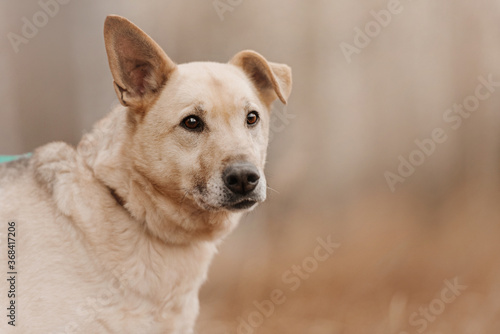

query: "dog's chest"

left=80, top=244, right=210, bottom=333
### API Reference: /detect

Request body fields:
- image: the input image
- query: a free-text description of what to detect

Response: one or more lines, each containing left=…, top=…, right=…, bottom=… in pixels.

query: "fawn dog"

left=0, top=15, right=291, bottom=333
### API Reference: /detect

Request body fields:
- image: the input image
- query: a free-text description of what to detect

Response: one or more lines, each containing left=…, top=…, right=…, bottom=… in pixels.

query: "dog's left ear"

left=230, top=50, right=292, bottom=106
left=104, top=15, right=176, bottom=111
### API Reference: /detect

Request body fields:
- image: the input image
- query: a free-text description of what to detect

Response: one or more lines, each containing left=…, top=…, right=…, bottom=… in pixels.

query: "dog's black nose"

left=223, top=162, right=260, bottom=195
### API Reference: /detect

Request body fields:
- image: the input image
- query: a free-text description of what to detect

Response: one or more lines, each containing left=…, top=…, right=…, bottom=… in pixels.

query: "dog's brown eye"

left=185, top=117, right=199, bottom=128
left=182, top=116, right=203, bottom=131
left=246, top=111, right=259, bottom=126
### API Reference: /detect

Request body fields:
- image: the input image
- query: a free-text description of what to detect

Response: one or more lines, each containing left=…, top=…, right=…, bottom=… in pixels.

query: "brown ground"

left=197, top=183, right=500, bottom=334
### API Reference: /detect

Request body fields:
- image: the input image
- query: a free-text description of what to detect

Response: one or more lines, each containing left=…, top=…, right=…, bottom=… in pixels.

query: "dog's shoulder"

left=0, top=155, right=32, bottom=185
left=32, top=141, right=113, bottom=220
left=32, top=141, right=78, bottom=194
left=0, top=142, right=78, bottom=191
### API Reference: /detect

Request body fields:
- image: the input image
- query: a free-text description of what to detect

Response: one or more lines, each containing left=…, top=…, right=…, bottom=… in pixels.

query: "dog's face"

left=141, top=63, right=272, bottom=211
left=104, top=15, right=291, bottom=213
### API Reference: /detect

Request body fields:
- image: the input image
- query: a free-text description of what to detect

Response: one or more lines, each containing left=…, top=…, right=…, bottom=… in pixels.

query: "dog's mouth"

left=225, top=199, right=258, bottom=211
left=191, top=193, right=260, bottom=212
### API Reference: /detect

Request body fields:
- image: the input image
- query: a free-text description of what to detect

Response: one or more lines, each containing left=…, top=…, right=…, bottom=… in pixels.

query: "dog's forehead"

left=170, top=62, right=259, bottom=109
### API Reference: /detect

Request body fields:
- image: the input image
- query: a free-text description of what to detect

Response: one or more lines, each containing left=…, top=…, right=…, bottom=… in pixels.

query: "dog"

left=0, top=15, right=291, bottom=334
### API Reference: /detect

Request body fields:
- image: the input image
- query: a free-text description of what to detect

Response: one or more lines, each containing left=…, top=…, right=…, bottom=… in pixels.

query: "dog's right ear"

left=104, top=15, right=176, bottom=111
left=230, top=50, right=292, bottom=107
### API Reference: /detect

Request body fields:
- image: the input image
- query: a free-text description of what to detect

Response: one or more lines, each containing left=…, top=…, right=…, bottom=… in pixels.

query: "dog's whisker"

left=267, top=186, right=280, bottom=194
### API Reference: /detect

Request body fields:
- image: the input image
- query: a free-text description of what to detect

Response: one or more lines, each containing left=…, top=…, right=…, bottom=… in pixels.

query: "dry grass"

left=197, top=183, right=500, bottom=334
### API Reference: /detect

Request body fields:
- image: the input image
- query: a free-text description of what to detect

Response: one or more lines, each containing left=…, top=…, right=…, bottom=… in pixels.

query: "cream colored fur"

left=0, top=15, right=291, bottom=334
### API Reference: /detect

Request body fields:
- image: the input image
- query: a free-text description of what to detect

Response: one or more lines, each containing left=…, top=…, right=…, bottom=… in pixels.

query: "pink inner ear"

left=242, top=58, right=273, bottom=91
left=128, top=63, right=150, bottom=95
left=115, top=36, right=154, bottom=96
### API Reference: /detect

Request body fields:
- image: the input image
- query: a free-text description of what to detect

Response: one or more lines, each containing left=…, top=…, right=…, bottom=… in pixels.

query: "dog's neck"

left=31, top=106, right=244, bottom=314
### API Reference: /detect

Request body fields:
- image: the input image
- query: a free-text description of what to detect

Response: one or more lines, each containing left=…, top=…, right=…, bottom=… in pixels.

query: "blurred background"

left=2, top=1, right=500, bottom=333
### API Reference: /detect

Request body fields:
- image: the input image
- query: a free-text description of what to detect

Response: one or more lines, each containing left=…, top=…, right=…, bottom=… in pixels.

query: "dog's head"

left=103, top=15, right=291, bottom=214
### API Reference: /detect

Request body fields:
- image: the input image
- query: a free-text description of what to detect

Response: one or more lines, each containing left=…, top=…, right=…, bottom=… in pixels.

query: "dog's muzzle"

left=222, top=162, right=261, bottom=210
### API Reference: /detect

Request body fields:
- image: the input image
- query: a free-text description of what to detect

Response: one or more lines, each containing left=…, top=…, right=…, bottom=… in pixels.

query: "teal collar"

left=0, top=153, right=32, bottom=164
